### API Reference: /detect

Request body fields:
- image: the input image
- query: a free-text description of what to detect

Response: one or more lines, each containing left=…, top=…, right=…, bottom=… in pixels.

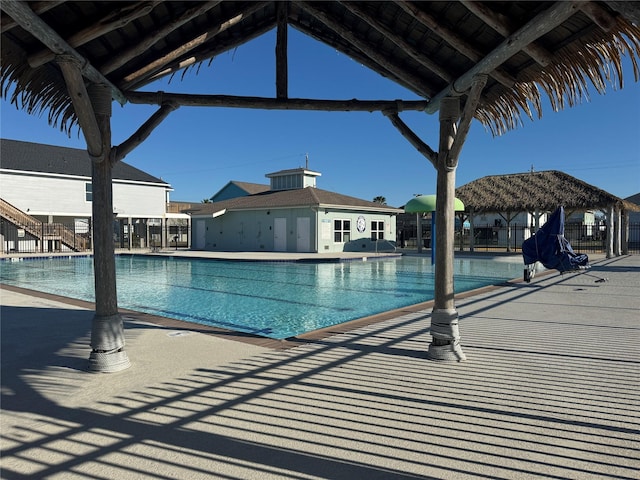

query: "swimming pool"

left=0, top=254, right=523, bottom=339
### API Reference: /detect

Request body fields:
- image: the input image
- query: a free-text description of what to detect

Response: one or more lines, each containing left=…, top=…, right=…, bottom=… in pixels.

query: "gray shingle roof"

left=189, top=187, right=402, bottom=215
left=228, top=181, right=270, bottom=195
left=625, top=193, right=640, bottom=206
left=0, top=138, right=168, bottom=185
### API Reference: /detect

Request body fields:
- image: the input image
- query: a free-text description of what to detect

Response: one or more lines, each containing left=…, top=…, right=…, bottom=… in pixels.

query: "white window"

left=85, top=182, right=92, bottom=202
left=371, top=221, right=384, bottom=240
left=334, top=219, right=351, bottom=243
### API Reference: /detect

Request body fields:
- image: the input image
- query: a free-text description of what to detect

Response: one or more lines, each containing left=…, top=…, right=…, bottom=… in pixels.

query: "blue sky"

left=2, top=28, right=639, bottom=207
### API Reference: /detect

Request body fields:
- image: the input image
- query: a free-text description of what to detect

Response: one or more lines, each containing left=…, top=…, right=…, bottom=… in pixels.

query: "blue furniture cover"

left=522, top=206, right=589, bottom=272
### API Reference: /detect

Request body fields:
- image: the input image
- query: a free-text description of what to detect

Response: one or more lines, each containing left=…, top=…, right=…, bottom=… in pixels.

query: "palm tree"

left=373, top=196, right=387, bottom=205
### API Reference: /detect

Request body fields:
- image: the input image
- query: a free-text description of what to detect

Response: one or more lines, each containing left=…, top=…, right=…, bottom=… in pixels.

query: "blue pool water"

left=0, top=255, right=523, bottom=339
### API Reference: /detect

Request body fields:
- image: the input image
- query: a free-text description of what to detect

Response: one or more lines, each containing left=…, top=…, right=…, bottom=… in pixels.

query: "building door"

left=297, top=217, right=310, bottom=252
left=274, top=218, right=286, bottom=251
left=194, top=220, right=206, bottom=249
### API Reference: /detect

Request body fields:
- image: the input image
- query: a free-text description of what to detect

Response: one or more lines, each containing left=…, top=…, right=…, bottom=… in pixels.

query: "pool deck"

left=1, top=251, right=639, bottom=479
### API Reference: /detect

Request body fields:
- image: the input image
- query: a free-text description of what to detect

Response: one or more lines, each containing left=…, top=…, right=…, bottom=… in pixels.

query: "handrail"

left=0, top=198, right=88, bottom=251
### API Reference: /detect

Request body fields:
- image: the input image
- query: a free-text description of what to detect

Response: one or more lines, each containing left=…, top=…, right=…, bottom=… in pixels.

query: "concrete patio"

left=1, top=254, right=638, bottom=479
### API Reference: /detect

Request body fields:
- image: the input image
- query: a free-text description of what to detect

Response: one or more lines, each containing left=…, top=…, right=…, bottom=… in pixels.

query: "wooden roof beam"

left=425, top=1, right=582, bottom=114
left=384, top=112, right=437, bottom=167
left=113, top=102, right=179, bottom=163
left=296, top=1, right=433, bottom=97
left=101, top=1, right=222, bottom=76
left=56, top=55, right=104, bottom=161
left=339, top=1, right=454, bottom=84
left=579, top=2, right=616, bottom=31
left=0, top=1, right=62, bottom=32
left=394, top=1, right=516, bottom=89
left=604, top=1, right=640, bottom=25
left=143, top=23, right=274, bottom=88
left=29, top=1, right=162, bottom=68
left=449, top=74, right=488, bottom=162
left=276, top=1, right=288, bottom=99
left=121, top=2, right=266, bottom=87
left=125, top=90, right=429, bottom=113
left=460, top=0, right=554, bottom=67
left=0, top=0, right=126, bottom=105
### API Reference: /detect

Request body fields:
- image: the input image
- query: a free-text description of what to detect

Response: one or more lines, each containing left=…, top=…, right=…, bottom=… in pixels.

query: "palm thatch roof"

left=455, top=170, right=640, bottom=214
left=1, top=2, right=640, bottom=138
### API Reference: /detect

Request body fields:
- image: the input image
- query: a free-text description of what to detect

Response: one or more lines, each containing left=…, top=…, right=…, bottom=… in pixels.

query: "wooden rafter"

left=605, top=1, right=640, bottom=25
left=100, top=1, right=222, bottom=76
left=296, top=1, right=433, bottom=97
left=425, top=1, right=582, bottom=114
left=0, top=0, right=126, bottom=105
left=144, top=23, right=275, bottom=88
left=579, top=2, right=616, bottom=31
left=0, top=0, right=62, bottom=32
left=394, top=1, right=516, bottom=89
left=29, top=1, right=162, bottom=68
left=460, top=1, right=554, bottom=67
left=340, top=1, right=454, bottom=84
left=121, top=2, right=266, bottom=88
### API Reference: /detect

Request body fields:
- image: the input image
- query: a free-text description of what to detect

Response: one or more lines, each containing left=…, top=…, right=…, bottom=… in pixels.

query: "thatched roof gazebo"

left=455, top=170, right=639, bottom=255
left=456, top=170, right=628, bottom=213
left=2, top=2, right=640, bottom=367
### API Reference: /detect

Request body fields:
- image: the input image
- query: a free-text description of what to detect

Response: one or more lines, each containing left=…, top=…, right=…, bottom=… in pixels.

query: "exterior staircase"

left=0, top=198, right=89, bottom=252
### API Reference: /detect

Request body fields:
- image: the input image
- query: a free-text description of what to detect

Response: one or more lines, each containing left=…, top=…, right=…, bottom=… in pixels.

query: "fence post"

left=622, top=214, right=629, bottom=255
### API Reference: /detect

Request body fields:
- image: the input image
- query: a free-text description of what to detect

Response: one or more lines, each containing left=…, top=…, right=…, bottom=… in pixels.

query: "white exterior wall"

left=194, top=208, right=398, bottom=253
left=1, top=171, right=168, bottom=219
left=317, top=210, right=397, bottom=253
left=197, top=208, right=317, bottom=252
left=1, top=171, right=92, bottom=217
left=112, top=182, right=167, bottom=218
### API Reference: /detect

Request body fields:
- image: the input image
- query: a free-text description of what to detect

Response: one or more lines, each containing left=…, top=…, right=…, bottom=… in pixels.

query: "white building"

left=0, top=138, right=189, bottom=253
left=188, top=168, right=402, bottom=253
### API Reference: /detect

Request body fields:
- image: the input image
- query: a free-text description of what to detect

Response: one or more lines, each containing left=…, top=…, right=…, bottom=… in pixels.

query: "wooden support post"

left=622, top=212, right=629, bottom=255
left=614, top=207, right=622, bottom=256
left=276, top=1, right=288, bottom=99
left=87, top=83, right=130, bottom=373
left=429, top=97, right=466, bottom=362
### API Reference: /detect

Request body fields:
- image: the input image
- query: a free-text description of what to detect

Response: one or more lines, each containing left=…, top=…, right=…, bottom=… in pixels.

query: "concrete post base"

left=88, top=314, right=131, bottom=373
left=88, top=349, right=131, bottom=373
left=427, top=308, right=466, bottom=362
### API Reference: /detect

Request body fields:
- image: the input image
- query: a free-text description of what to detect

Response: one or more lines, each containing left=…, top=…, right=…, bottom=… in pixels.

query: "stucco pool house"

left=187, top=167, right=401, bottom=253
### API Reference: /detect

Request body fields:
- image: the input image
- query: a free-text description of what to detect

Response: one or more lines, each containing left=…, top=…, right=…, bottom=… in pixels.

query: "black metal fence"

left=4, top=218, right=639, bottom=255
left=1, top=219, right=191, bottom=254
left=398, top=222, right=640, bottom=254
left=112, top=222, right=190, bottom=251
left=0, top=219, right=90, bottom=254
